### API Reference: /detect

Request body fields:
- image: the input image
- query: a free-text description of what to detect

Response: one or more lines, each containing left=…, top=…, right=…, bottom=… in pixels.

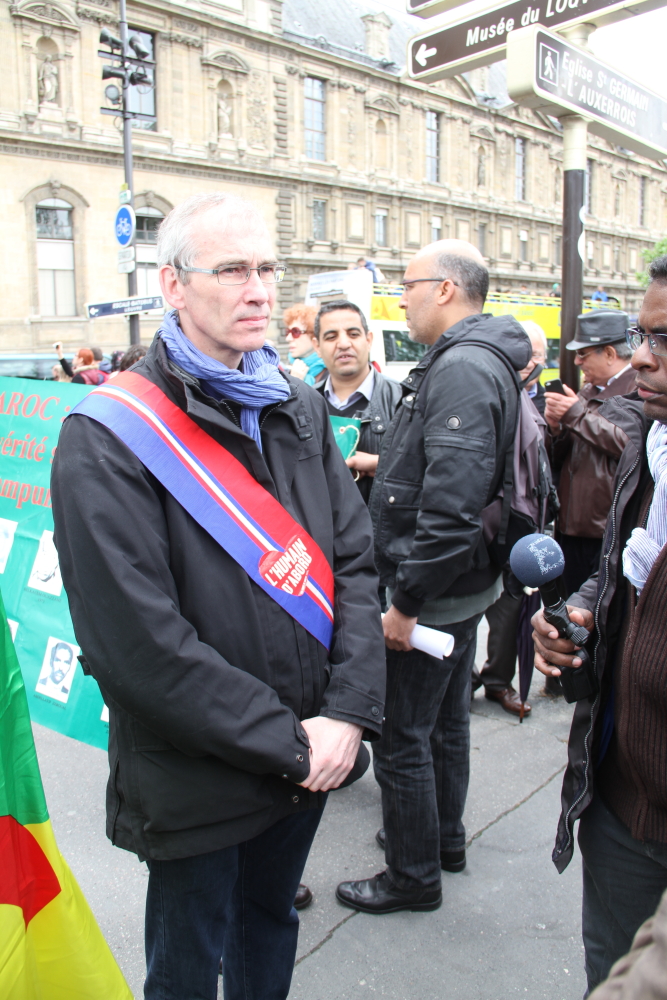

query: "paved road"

left=35, top=625, right=587, bottom=999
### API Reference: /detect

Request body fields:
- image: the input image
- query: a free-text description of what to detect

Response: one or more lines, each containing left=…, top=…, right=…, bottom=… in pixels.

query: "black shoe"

left=294, top=883, right=313, bottom=910
left=376, top=828, right=466, bottom=872
left=336, top=870, right=442, bottom=914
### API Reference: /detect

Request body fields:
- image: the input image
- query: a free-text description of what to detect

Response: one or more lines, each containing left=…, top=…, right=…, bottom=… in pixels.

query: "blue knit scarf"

left=158, top=310, right=290, bottom=451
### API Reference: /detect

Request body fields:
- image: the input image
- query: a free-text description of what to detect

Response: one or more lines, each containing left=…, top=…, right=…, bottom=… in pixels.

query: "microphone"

left=509, top=533, right=598, bottom=703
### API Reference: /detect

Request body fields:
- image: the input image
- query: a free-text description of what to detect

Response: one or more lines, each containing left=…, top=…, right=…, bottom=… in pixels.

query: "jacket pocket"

left=378, top=479, right=421, bottom=563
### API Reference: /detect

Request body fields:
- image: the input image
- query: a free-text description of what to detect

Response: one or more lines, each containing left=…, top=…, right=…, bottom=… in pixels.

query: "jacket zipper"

left=558, top=450, right=640, bottom=860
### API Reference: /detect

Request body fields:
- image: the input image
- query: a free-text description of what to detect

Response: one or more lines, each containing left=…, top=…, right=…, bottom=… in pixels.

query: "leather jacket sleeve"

left=559, top=398, right=629, bottom=458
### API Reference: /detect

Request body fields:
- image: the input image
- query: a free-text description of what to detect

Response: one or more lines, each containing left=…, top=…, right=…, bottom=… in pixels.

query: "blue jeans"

left=579, top=793, right=667, bottom=994
left=144, top=806, right=324, bottom=1000
left=373, top=614, right=482, bottom=890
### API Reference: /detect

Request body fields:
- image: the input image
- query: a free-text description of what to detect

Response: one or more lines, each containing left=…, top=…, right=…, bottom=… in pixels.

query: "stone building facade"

left=1, top=0, right=664, bottom=351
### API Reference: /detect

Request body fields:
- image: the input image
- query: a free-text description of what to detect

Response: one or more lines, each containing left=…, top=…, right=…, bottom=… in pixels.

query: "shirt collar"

left=606, top=362, right=632, bottom=385
left=324, top=366, right=375, bottom=409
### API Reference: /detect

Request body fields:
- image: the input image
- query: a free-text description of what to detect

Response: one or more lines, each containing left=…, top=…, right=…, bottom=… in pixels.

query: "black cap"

left=566, top=310, right=629, bottom=351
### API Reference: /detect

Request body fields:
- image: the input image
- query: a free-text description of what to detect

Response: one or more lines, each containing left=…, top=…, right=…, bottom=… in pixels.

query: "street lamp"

left=99, top=0, right=155, bottom=345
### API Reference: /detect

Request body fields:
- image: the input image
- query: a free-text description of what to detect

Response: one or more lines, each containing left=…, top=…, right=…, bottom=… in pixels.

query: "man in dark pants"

left=475, top=319, right=549, bottom=715
left=51, top=192, right=385, bottom=1000
left=336, top=239, right=530, bottom=914
left=313, top=300, right=402, bottom=505
left=545, top=310, right=635, bottom=596
left=532, top=257, right=667, bottom=994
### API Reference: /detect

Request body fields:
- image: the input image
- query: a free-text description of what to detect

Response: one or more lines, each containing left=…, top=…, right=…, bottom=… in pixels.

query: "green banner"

left=0, top=376, right=109, bottom=751
left=329, top=415, right=361, bottom=460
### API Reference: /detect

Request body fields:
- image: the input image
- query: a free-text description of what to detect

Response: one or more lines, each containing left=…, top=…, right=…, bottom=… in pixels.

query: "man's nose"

left=574, top=355, right=583, bottom=366
left=243, top=269, right=270, bottom=301
left=632, top=337, right=658, bottom=370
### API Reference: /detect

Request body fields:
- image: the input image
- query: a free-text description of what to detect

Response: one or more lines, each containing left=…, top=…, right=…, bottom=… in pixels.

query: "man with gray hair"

left=51, top=192, right=385, bottom=999
left=337, top=240, right=531, bottom=913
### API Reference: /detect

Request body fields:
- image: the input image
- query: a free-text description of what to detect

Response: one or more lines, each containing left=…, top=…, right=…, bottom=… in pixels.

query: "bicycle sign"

left=114, top=205, right=136, bottom=248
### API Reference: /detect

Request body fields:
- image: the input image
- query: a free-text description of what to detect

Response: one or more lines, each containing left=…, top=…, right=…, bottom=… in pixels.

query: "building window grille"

left=519, top=229, right=528, bottom=262
left=375, top=209, right=388, bottom=247
left=127, top=29, right=156, bottom=131
left=36, top=198, right=76, bottom=317
left=614, top=246, right=621, bottom=271
left=514, top=138, right=526, bottom=201
left=312, top=200, right=327, bottom=241
left=639, top=176, right=647, bottom=227
left=135, top=207, right=164, bottom=300
left=304, top=78, right=326, bottom=161
left=478, top=223, right=487, bottom=257
left=585, top=159, right=594, bottom=215
left=431, top=215, right=442, bottom=242
left=426, top=111, right=440, bottom=184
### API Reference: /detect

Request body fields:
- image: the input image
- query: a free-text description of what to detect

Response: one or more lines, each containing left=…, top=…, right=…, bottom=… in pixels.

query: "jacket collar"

left=599, top=391, right=652, bottom=454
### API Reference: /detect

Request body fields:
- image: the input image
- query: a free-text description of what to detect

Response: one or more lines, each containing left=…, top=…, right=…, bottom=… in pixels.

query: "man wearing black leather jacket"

left=532, top=258, right=667, bottom=994
left=313, top=300, right=402, bottom=505
left=336, top=239, right=531, bottom=914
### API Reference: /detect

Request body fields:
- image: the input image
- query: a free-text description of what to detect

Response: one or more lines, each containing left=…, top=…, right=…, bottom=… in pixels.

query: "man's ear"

left=435, top=279, right=457, bottom=307
left=159, top=266, right=186, bottom=310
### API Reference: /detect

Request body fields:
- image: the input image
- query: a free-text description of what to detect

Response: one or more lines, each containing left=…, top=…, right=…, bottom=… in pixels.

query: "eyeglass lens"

left=626, top=329, right=667, bottom=357
left=216, top=265, right=285, bottom=285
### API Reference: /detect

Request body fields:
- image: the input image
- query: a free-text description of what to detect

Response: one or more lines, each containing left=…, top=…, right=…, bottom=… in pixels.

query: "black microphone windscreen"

left=509, top=533, right=565, bottom=588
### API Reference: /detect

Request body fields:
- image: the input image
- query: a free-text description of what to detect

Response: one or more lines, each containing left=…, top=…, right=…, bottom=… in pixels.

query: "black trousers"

left=479, top=587, right=522, bottom=692
left=578, top=794, right=667, bottom=994
left=557, top=532, right=603, bottom=599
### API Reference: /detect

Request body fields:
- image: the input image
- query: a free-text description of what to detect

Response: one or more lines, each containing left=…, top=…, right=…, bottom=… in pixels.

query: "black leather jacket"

left=316, top=369, right=402, bottom=503
left=369, top=312, right=531, bottom=617
left=553, top=392, right=651, bottom=873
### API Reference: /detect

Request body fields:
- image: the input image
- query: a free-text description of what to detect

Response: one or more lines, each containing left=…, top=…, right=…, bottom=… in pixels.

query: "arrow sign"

left=415, top=43, right=438, bottom=66
left=507, top=24, right=667, bottom=161
left=85, top=295, right=163, bottom=319
left=407, top=0, right=667, bottom=81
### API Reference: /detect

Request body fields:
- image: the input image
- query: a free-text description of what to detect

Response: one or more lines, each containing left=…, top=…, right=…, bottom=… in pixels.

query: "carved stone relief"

left=246, top=71, right=268, bottom=149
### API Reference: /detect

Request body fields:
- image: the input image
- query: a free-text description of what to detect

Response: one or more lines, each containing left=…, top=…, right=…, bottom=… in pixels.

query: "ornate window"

left=514, top=138, right=526, bottom=201
left=312, top=200, right=326, bottom=241
left=375, top=208, right=388, bottom=247
left=426, top=111, right=440, bottom=183
left=304, top=78, right=326, bottom=161
left=36, top=198, right=75, bottom=317
left=127, top=29, right=156, bottom=131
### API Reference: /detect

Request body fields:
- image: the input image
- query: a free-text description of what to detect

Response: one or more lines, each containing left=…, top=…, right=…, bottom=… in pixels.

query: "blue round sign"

left=114, top=205, right=136, bottom=247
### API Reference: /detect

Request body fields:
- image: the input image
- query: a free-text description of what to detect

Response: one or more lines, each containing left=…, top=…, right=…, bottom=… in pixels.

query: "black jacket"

left=316, top=369, right=402, bottom=503
left=51, top=337, right=385, bottom=861
left=369, top=312, right=531, bottom=617
left=553, top=392, right=651, bottom=873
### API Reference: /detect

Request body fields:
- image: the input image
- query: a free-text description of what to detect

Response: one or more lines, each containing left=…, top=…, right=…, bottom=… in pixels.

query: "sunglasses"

left=285, top=327, right=310, bottom=338
left=626, top=327, right=667, bottom=358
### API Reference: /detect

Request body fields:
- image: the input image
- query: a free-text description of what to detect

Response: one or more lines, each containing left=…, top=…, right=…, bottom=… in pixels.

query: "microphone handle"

left=539, top=579, right=591, bottom=647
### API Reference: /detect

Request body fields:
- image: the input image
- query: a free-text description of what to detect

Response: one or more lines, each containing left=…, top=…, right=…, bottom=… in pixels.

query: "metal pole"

left=560, top=114, right=587, bottom=392
left=558, top=23, right=594, bottom=392
left=119, top=0, right=139, bottom=345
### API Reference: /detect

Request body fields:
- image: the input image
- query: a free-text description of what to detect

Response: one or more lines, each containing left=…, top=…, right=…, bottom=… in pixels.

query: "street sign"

left=117, top=246, right=135, bottom=263
left=507, top=25, right=667, bottom=160
left=407, top=0, right=667, bottom=81
left=117, top=260, right=136, bottom=274
left=114, top=204, right=135, bottom=248
left=119, top=189, right=132, bottom=205
left=86, top=295, right=163, bottom=319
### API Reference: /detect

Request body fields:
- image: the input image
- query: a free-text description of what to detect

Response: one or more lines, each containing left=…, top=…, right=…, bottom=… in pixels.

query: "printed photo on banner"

left=7, top=619, right=18, bottom=641
left=27, top=529, right=63, bottom=597
left=36, top=636, right=80, bottom=704
left=0, top=517, right=18, bottom=573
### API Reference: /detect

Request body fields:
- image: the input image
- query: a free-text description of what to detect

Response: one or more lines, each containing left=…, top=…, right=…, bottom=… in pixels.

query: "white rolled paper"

left=410, top=624, right=455, bottom=659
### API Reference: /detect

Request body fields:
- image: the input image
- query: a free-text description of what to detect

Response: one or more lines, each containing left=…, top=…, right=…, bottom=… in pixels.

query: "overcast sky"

left=374, top=0, right=667, bottom=100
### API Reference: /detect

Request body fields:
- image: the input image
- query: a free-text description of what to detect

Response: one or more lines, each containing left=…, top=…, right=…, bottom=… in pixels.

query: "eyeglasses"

left=573, top=347, right=600, bottom=361
left=401, top=276, right=460, bottom=290
left=179, top=264, right=286, bottom=286
left=626, top=327, right=667, bottom=358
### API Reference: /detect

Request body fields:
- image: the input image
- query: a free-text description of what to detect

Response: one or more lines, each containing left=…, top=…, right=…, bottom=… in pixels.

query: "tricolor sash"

left=68, top=371, right=334, bottom=650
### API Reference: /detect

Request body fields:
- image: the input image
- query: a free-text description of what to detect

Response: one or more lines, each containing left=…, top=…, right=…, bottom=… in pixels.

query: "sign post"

left=507, top=22, right=667, bottom=386
left=407, top=0, right=667, bottom=81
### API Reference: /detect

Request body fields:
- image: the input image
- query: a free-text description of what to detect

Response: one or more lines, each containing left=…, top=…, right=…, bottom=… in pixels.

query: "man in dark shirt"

left=533, top=257, right=667, bottom=993
left=313, top=300, right=401, bottom=505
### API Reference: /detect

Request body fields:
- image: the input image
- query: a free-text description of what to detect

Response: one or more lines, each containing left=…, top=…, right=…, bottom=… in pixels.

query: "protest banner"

left=0, top=376, right=109, bottom=751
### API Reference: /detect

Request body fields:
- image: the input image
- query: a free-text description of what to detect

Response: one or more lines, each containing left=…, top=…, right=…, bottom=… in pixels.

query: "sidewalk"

left=34, top=624, right=586, bottom=999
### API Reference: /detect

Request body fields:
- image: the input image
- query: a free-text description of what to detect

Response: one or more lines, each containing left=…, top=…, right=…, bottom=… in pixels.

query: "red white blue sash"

left=68, top=371, right=334, bottom=650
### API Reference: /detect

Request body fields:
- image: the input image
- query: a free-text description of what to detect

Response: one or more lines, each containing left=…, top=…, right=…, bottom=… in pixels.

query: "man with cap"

left=545, top=310, right=635, bottom=598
